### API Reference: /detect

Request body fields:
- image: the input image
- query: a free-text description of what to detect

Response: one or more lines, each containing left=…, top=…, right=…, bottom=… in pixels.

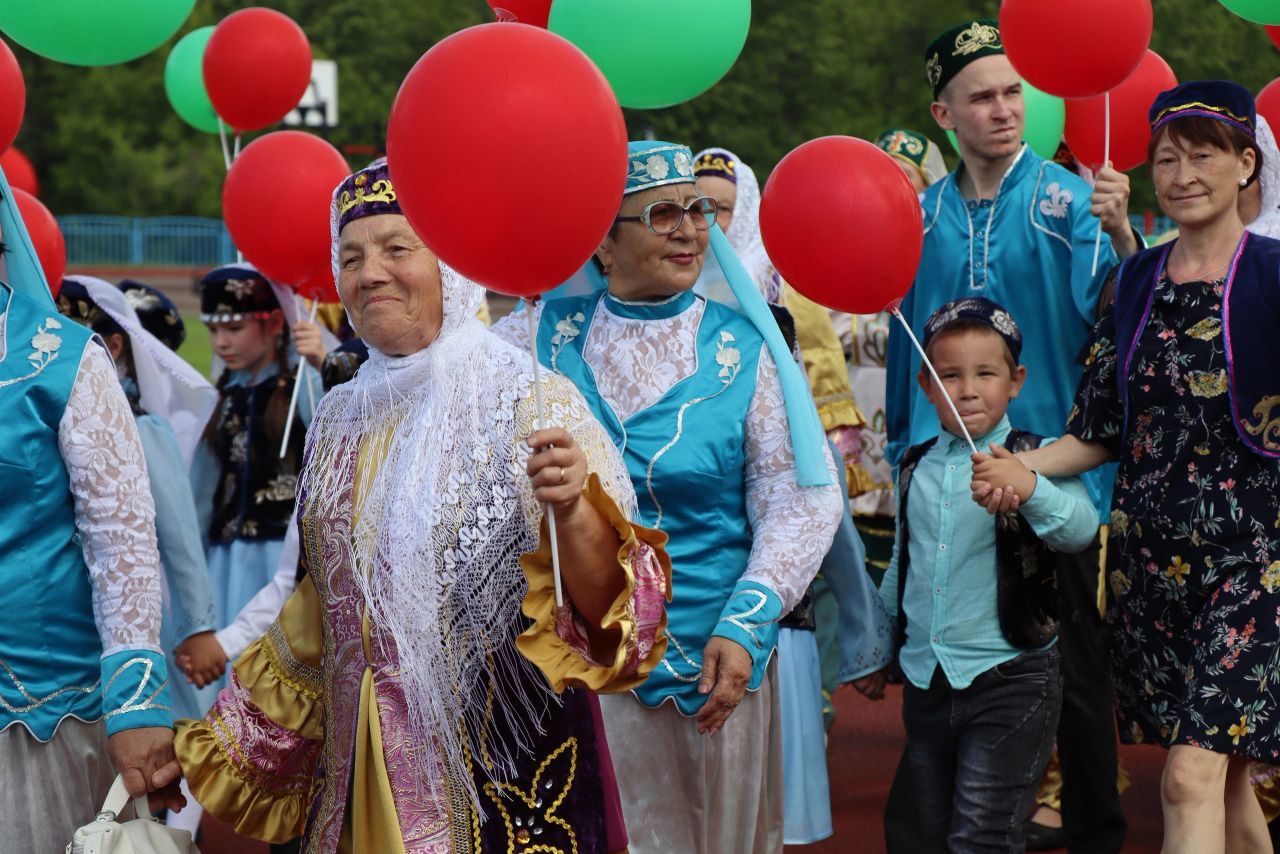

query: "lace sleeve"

left=488, top=300, right=543, bottom=355
left=742, top=345, right=843, bottom=612
left=58, top=344, right=163, bottom=657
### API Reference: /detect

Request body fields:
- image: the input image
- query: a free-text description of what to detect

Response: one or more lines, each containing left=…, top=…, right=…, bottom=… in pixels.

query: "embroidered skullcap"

left=694, top=148, right=737, bottom=184
left=925, top=19, right=1003, bottom=99
left=1149, top=80, right=1256, bottom=139
left=626, top=140, right=696, bottom=195
left=56, top=279, right=124, bottom=337
left=199, top=264, right=282, bottom=324
left=119, top=279, right=186, bottom=351
left=923, top=296, right=1023, bottom=363
left=335, top=158, right=402, bottom=233
left=876, top=128, right=948, bottom=187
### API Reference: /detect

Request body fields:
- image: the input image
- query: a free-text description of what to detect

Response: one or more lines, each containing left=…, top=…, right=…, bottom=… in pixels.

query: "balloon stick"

left=279, top=299, right=319, bottom=459
left=527, top=297, right=564, bottom=610
left=1091, top=92, right=1111, bottom=276
left=302, top=296, right=317, bottom=414
left=233, top=133, right=241, bottom=161
left=889, top=305, right=978, bottom=455
left=217, top=118, right=232, bottom=171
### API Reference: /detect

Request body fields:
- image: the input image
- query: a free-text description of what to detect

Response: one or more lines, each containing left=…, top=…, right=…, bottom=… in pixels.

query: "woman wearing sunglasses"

left=494, top=140, right=843, bottom=852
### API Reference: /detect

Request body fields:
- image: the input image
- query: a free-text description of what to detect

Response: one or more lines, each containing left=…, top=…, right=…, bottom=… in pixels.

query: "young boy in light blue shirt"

left=874, top=297, right=1098, bottom=851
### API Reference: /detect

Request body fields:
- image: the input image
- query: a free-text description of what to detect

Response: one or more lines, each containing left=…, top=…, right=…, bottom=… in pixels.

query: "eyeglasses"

left=616, top=196, right=718, bottom=235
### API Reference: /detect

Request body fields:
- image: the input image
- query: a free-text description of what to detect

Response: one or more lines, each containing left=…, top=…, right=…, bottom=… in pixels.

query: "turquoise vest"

left=537, top=290, right=783, bottom=714
left=0, top=282, right=170, bottom=740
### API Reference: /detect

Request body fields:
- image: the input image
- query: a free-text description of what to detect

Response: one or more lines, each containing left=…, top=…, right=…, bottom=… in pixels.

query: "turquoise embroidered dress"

left=0, top=281, right=171, bottom=740
left=495, top=289, right=843, bottom=714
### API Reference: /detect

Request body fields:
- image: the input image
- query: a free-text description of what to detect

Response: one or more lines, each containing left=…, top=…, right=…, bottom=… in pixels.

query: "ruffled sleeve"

left=517, top=473, right=671, bottom=694
left=174, top=575, right=325, bottom=844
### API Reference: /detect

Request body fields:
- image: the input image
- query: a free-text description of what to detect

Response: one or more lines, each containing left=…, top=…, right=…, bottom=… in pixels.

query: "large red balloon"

left=204, top=8, right=312, bottom=132
left=1000, top=0, right=1152, bottom=99
left=222, top=131, right=349, bottom=286
left=1268, top=26, right=1280, bottom=50
left=1064, top=50, right=1177, bottom=172
left=1, top=146, right=37, bottom=195
left=1258, top=79, right=1280, bottom=139
left=13, top=189, right=66, bottom=298
left=296, top=268, right=339, bottom=304
left=759, top=137, right=923, bottom=315
left=0, top=38, right=25, bottom=155
left=487, top=0, right=552, bottom=26
left=387, top=25, right=626, bottom=297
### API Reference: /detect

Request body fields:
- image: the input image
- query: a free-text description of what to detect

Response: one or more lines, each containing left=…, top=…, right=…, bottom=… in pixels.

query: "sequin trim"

left=101, top=657, right=171, bottom=718
left=0, top=655, right=98, bottom=713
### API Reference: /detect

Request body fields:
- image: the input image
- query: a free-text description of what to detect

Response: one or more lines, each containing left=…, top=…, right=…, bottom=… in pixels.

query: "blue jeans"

left=901, top=647, right=1062, bottom=852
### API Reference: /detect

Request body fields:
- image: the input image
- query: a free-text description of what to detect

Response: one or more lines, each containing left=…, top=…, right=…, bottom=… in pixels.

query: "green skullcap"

left=925, top=19, right=1003, bottom=99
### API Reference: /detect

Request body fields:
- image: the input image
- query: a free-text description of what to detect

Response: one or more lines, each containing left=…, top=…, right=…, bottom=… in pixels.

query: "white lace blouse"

left=58, top=344, right=164, bottom=658
left=493, top=296, right=841, bottom=611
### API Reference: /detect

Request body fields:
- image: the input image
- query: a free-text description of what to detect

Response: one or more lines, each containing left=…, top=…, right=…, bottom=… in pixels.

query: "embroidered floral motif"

left=1242, top=394, right=1280, bottom=451
left=549, top=312, right=585, bottom=371
left=1039, top=182, right=1073, bottom=219
left=122, top=288, right=162, bottom=312
left=0, top=317, right=66, bottom=391
left=1262, top=562, right=1280, bottom=594
left=672, top=151, right=693, bottom=178
left=643, top=155, right=670, bottom=181
left=225, top=278, right=258, bottom=300
left=483, top=737, right=579, bottom=854
left=1186, top=317, right=1223, bottom=341
left=715, top=330, right=741, bottom=381
left=990, top=309, right=1018, bottom=338
left=255, top=473, right=298, bottom=504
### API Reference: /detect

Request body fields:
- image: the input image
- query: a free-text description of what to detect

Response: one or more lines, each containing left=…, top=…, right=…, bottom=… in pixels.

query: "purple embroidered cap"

left=335, top=158, right=402, bottom=233
left=923, top=296, right=1023, bottom=363
left=1149, top=80, right=1256, bottom=139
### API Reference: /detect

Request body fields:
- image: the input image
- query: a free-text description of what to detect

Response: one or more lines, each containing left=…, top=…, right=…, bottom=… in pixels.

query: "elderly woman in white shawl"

left=173, top=159, right=670, bottom=852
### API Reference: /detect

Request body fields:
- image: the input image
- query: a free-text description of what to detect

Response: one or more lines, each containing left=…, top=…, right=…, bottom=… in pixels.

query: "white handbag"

left=66, top=775, right=200, bottom=854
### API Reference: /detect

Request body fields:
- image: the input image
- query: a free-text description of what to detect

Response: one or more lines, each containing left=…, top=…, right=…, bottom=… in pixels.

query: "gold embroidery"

left=262, top=621, right=323, bottom=700
left=482, top=737, right=579, bottom=854
left=1152, top=101, right=1252, bottom=127
left=952, top=21, right=1001, bottom=57
left=694, top=153, right=736, bottom=176
left=338, top=179, right=398, bottom=215
left=1261, top=561, right=1280, bottom=594
left=1243, top=394, right=1280, bottom=451
left=1185, top=317, right=1222, bottom=341
left=926, top=53, right=942, bottom=88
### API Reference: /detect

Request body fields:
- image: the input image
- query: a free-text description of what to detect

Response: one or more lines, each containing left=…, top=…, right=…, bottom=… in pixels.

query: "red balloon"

left=222, top=131, right=350, bottom=286
left=1064, top=50, right=1177, bottom=172
left=759, top=137, right=923, bottom=315
left=1258, top=78, right=1280, bottom=139
left=487, top=0, right=552, bottom=26
left=387, top=25, right=626, bottom=297
left=204, top=8, right=312, bottom=132
left=1000, top=0, right=1153, bottom=99
left=1, top=146, right=38, bottom=195
left=295, top=269, right=339, bottom=304
left=0, top=37, right=25, bottom=155
left=12, top=189, right=66, bottom=298
left=1268, top=26, right=1280, bottom=51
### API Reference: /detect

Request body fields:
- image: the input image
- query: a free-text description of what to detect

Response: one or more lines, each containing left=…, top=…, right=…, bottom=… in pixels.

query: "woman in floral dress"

left=973, top=82, right=1280, bottom=854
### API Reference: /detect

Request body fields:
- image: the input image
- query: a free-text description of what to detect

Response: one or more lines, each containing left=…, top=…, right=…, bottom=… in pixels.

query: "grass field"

left=177, top=313, right=213, bottom=379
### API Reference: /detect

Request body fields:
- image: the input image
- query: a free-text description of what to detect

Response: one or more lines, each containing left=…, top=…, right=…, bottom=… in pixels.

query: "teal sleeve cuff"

left=100, top=649, right=173, bottom=736
left=711, top=579, right=783, bottom=666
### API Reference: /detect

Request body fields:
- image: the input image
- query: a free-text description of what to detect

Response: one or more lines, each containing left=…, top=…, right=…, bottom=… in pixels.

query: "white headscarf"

left=64, top=275, right=217, bottom=466
left=693, top=147, right=777, bottom=300
left=1247, top=115, right=1280, bottom=240
left=298, top=166, right=578, bottom=813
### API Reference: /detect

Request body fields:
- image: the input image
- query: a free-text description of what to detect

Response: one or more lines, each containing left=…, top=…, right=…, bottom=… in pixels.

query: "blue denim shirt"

left=878, top=417, right=1097, bottom=689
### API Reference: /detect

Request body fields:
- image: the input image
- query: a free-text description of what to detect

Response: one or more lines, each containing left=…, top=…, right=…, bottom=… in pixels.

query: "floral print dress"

left=1067, top=271, right=1280, bottom=761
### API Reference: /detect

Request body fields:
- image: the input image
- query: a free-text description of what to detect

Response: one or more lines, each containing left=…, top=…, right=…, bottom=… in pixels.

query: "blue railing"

left=59, top=216, right=237, bottom=267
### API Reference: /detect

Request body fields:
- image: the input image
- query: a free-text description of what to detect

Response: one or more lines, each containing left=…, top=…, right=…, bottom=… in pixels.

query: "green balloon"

left=0, top=0, right=195, bottom=66
left=945, top=79, right=1065, bottom=161
left=549, top=0, right=750, bottom=109
left=164, top=27, right=218, bottom=134
left=1218, top=0, right=1280, bottom=25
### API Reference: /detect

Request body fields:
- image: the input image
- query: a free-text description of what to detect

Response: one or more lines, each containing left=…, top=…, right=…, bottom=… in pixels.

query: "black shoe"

left=1024, top=819, right=1066, bottom=851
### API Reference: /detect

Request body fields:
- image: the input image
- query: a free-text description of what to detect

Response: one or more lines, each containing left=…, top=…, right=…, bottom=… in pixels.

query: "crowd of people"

left=1, top=13, right=1279, bottom=854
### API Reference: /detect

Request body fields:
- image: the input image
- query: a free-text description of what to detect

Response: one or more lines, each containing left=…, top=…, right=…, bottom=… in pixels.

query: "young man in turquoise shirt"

left=874, top=298, right=1097, bottom=851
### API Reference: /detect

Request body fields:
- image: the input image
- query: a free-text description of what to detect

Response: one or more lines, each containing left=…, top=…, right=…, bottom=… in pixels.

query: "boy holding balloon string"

left=871, top=297, right=1098, bottom=852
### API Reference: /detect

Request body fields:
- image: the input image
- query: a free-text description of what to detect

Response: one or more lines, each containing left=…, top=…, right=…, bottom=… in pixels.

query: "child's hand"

left=292, top=319, right=328, bottom=370
left=851, top=668, right=888, bottom=701
left=971, top=443, right=1037, bottom=509
left=174, top=631, right=228, bottom=688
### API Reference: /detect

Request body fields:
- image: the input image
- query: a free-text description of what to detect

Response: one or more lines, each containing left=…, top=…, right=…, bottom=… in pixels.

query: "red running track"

left=198, top=684, right=1168, bottom=853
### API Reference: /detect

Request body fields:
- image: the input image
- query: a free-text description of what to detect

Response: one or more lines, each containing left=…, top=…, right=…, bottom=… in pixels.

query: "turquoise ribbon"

left=0, top=165, right=55, bottom=310
left=708, top=224, right=831, bottom=487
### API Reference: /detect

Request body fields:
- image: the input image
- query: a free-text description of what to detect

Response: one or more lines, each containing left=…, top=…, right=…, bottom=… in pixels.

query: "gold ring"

left=558, top=466, right=566, bottom=484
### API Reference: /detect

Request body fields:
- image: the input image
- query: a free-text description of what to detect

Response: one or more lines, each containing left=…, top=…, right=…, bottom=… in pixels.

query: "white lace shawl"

left=305, top=187, right=636, bottom=810
left=1248, top=115, right=1280, bottom=240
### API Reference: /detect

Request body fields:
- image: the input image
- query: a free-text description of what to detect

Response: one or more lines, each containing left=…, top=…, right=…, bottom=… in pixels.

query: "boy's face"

left=918, top=328, right=1026, bottom=440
